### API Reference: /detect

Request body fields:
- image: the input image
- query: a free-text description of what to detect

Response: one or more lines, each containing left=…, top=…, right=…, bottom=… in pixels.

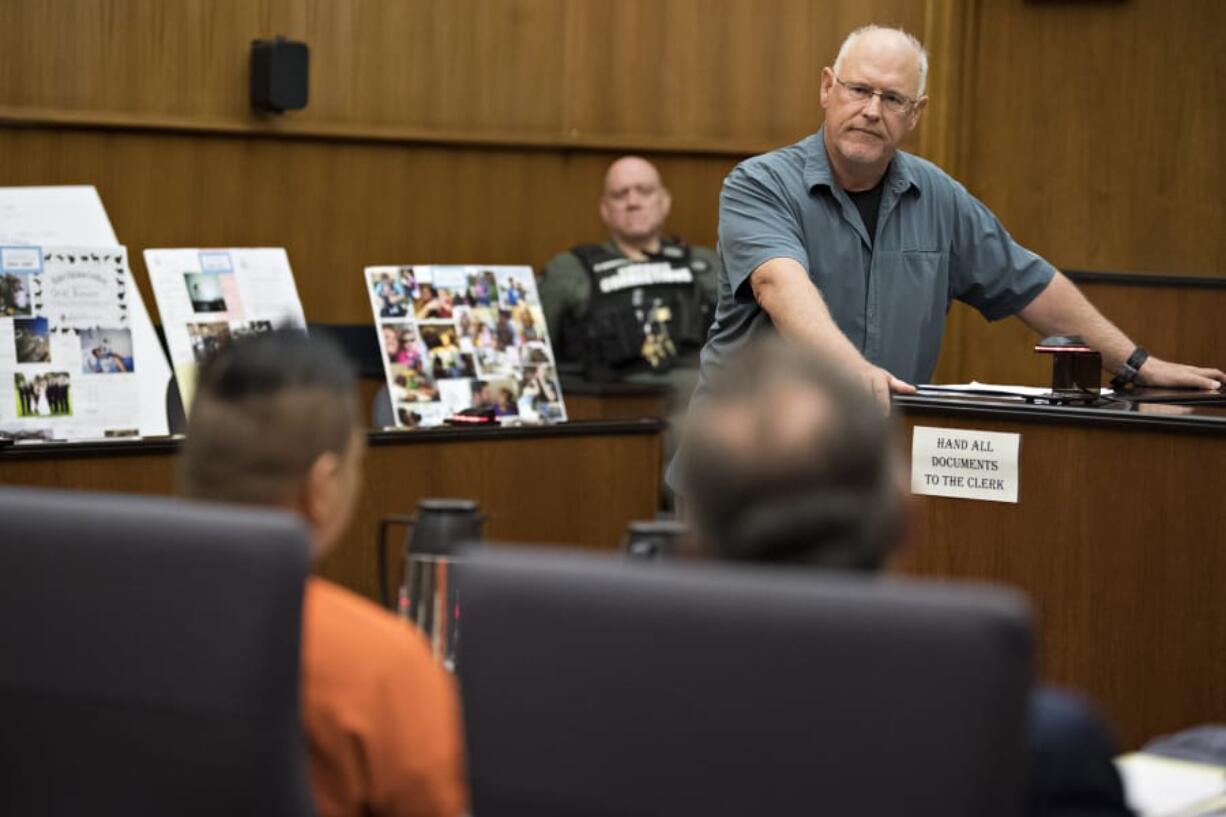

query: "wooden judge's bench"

left=893, top=393, right=1226, bottom=749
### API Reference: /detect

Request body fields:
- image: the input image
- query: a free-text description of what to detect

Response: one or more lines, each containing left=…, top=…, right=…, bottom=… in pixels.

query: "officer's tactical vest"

left=561, top=239, right=711, bottom=378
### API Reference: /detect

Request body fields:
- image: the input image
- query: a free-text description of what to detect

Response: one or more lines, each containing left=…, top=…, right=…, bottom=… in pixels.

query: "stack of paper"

left=1116, top=753, right=1226, bottom=816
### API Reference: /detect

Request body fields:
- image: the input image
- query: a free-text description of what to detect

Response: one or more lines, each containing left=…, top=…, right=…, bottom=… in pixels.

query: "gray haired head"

left=833, top=25, right=929, bottom=97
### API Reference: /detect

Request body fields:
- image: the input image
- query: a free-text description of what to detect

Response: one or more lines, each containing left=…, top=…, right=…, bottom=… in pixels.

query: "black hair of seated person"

left=680, top=339, right=906, bottom=572
left=194, top=327, right=355, bottom=401
left=179, top=328, right=360, bottom=507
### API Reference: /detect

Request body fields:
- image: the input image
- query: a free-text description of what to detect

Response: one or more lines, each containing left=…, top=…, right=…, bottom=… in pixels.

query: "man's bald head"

left=603, top=156, right=662, bottom=194
left=600, top=156, right=672, bottom=253
left=680, top=339, right=907, bottom=571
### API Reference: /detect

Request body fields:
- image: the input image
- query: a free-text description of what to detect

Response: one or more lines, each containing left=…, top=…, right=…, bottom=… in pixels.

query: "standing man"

left=697, top=25, right=1224, bottom=409
left=540, top=156, right=722, bottom=385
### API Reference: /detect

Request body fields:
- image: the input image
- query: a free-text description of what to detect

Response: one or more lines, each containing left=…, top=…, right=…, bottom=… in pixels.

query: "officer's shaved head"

left=600, top=156, right=672, bottom=250
left=603, top=156, right=662, bottom=195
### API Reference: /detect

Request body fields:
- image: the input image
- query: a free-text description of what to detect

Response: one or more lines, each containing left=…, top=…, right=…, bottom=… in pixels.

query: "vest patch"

left=597, top=262, right=694, bottom=294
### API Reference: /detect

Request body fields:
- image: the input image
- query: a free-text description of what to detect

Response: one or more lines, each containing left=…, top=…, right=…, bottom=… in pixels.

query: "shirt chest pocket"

left=896, top=249, right=949, bottom=290
left=875, top=249, right=952, bottom=317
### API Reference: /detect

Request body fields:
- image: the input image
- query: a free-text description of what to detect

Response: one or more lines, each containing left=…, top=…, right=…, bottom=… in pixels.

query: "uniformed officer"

left=540, top=156, right=722, bottom=384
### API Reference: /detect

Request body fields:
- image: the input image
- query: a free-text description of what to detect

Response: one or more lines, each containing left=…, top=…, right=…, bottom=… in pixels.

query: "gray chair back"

left=372, top=382, right=394, bottom=427
left=458, top=547, right=1033, bottom=817
left=0, top=487, right=316, bottom=817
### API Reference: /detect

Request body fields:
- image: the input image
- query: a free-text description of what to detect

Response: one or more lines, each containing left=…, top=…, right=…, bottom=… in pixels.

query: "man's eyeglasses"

left=834, top=76, right=916, bottom=115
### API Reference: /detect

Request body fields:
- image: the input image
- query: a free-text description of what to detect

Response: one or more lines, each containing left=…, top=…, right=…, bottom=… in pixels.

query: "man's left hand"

left=1136, top=357, right=1226, bottom=391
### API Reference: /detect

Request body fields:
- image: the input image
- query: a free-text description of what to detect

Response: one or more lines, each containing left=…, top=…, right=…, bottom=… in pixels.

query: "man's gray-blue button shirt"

left=699, top=128, right=1056, bottom=385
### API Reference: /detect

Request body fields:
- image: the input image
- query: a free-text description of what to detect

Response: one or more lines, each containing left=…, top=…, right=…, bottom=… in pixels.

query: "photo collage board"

left=144, top=248, right=308, bottom=410
left=366, top=265, right=566, bottom=428
left=0, top=245, right=141, bottom=440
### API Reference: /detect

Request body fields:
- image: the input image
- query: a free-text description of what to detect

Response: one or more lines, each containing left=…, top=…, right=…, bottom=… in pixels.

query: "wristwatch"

left=1109, top=347, right=1149, bottom=391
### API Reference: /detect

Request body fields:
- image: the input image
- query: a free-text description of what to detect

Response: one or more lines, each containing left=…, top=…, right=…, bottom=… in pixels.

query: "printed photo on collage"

left=366, top=264, right=566, bottom=428
left=15, top=317, right=50, bottom=363
left=1, top=270, right=34, bottom=317
left=80, top=328, right=134, bottom=374
left=13, top=371, right=72, bottom=419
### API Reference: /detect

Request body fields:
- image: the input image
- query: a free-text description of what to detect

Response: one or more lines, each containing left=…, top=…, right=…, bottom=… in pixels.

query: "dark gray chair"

left=372, top=382, right=395, bottom=427
left=0, top=487, right=316, bottom=817
left=458, top=547, right=1034, bottom=817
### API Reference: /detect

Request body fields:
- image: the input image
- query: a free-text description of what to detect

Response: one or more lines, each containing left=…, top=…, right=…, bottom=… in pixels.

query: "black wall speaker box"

left=250, top=37, right=309, bottom=113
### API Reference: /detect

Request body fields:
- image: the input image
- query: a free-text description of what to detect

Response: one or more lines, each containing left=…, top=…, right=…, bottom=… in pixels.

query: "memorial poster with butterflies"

left=366, top=264, right=566, bottom=428
left=0, top=245, right=141, bottom=440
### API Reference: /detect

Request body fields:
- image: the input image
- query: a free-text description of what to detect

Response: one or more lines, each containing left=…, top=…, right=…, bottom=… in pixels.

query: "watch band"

left=1109, top=346, right=1149, bottom=391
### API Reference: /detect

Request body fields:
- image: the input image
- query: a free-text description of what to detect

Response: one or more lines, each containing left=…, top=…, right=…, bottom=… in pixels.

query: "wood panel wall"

left=934, top=0, right=1226, bottom=383
left=0, top=0, right=925, bottom=151
left=0, top=0, right=923, bottom=324
left=937, top=281, right=1226, bottom=387
left=963, top=0, right=1226, bottom=278
left=0, top=127, right=738, bottom=323
left=1, top=1, right=1220, bottom=375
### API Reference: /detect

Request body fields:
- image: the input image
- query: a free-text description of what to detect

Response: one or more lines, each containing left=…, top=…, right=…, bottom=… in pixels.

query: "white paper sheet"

left=0, top=186, right=172, bottom=436
left=919, top=381, right=1114, bottom=398
left=144, top=248, right=307, bottom=410
left=1116, top=753, right=1226, bottom=816
left=910, top=425, right=1021, bottom=503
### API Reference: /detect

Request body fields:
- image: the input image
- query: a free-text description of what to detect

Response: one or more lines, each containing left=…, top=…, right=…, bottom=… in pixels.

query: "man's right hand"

left=857, top=364, right=916, bottom=413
